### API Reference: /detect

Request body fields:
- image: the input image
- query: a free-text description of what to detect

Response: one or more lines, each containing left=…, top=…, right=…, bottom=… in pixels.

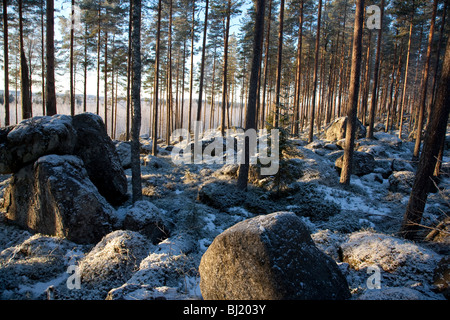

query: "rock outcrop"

left=199, top=212, right=351, bottom=300
left=3, top=155, right=117, bottom=244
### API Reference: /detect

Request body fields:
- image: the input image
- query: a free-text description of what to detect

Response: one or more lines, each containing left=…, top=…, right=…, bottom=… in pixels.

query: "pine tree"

left=401, top=36, right=450, bottom=239
left=340, top=0, right=365, bottom=185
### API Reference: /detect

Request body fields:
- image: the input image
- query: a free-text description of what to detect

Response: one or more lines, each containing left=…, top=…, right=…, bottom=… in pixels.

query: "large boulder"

left=199, top=212, right=351, bottom=300
left=325, top=117, right=367, bottom=141
left=388, top=171, right=415, bottom=194
left=79, top=230, right=150, bottom=293
left=335, top=151, right=376, bottom=176
left=3, top=154, right=117, bottom=244
left=0, top=115, right=76, bottom=174
left=72, top=113, right=128, bottom=205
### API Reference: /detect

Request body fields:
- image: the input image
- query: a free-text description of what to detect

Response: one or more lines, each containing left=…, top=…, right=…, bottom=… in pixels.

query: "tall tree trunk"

left=125, top=0, right=133, bottom=140
left=40, top=0, right=45, bottom=116
left=3, top=0, right=9, bottom=125
left=96, top=6, right=101, bottom=115
left=401, top=37, right=450, bottom=239
left=196, top=0, right=209, bottom=126
left=237, top=0, right=265, bottom=190
left=130, top=0, right=142, bottom=203
left=272, top=0, right=285, bottom=128
left=221, top=0, right=231, bottom=136
left=308, top=0, right=322, bottom=143
left=19, top=0, right=31, bottom=120
left=188, top=2, right=195, bottom=133
left=166, top=0, right=173, bottom=145
left=413, top=0, right=438, bottom=160
left=83, top=22, right=88, bottom=112
left=70, top=0, right=75, bottom=116
left=367, top=0, right=384, bottom=139
left=45, top=0, right=57, bottom=116
left=340, top=0, right=364, bottom=185
left=104, top=31, right=108, bottom=133
left=152, top=0, right=162, bottom=156
left=398, top=16, right=414, bottom=140
left=261, top=0, right=272, bottom=128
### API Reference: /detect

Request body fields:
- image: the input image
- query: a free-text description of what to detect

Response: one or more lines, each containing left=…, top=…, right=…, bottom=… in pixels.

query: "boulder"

left=388, top=171, right=415, bottom=194
left=325, top=117, right=366, bottom=141
left=199, top=212, right=351, bottom=300
left=114, top=140, right=132, bottom=169
left=3, top=154, right=117, bottom=244
left=335, top=151, right=376, bottom=176
left=433, top=256, right=450, bottom=299
left=117, top=200, right=170, bottom=244
left=0, top=115, right=76, bottom=174
left=72, top=113, right=128, bottom=205
left=79, top=230, right=150, bottom=291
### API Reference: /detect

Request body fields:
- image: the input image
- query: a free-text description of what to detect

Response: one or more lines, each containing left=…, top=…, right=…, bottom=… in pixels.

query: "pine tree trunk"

left=130, top=0, right=142, bottom=203
left=401, top=37, right=450, bottom=239
left=398, top=17, right=413, bottom=140
left=96, top=7, right=101, bottom=115
left=152, top=0, right=162, bottom=156
left=292, top=1, right=303, bottom=136
left=126, top=1, right=133, bottom=140
left=367, top=0, right=384, bottom=139
left=221, top=0, right=231, bottom=136
left=70, top=0, right=75, bottom=116
left=308, top=0, right=322, bottom=143
left=188, top=2, right=195, bottom=133
left=340, top=0, right=364, bottom=185
left=413, top=0, right=438, bottom=160
left=166, top=0, right=173, bottom=145
left=46, top=0, right=57, bottom=116
left=40, top=0, right=45, bottom=116
left=104, top=31, right=108, bottom=133
left=237, top=0, right=265, bottom=190
left=3, top=0, right=9, bottom=125
left=19, top=0, right=31, bottom=120
left=197, top=0, right=209, bottom=125
left=272, top=0, right=284, bottom=128
left=260, top=0, right=272, bottom=129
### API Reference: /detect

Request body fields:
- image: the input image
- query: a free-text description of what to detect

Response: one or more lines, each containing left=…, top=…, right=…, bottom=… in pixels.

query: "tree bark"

left=272, top=0, right=284, bottom=128
left=413, top=0, right=438, bottom=160
left=308, top=0, right=322, bottom=143
left=19, top=0, right=32, bottom=120
left=3, top=0, right=9, bottom=125
left=46, top=0, right=57, bottom=116
left=188, top=2, right=195, bottom=133
left=237, top=0, right=265, bottom=190
left=221, top=0, right=231, bottom=136
left=70, top=0, right=75, bottom=116
left=261, top=0, right=272, bottom=129
left=152, top=0, right=162, bottom=156
left=398, top=16, right=413, bottom=140
left=339, top=0, right=364, bottom=185
left=401, top=36, right=450, bottom=239
left=196, top=0, right=209, bottom=126
left=367, top=0, right=384, bottom=139
left=130, top=0, right=142, bottom=203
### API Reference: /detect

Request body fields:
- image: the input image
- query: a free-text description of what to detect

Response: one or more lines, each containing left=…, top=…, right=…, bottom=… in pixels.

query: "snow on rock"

left=3, top=154, right=117, bottom=244
left=0, top=115, right=77, bottom=174
left=341, top=231, right=442, bottom=294
left=199, top=212, right=351, bottom=300
left=0, top=233, right=77, bottom=299
left=78, top=230, right=151, bottom=297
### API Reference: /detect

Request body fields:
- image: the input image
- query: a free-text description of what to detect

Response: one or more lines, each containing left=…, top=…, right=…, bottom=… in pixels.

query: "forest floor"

left=0, top=126, right=448, bottom=300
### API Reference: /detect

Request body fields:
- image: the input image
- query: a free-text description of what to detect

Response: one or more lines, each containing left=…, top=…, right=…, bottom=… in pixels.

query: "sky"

left=1, top=0, right=251, bottom=98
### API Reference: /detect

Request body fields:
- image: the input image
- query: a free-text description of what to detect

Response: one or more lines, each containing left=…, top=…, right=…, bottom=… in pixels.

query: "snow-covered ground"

left=0, top=127, right=448, bottom=300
